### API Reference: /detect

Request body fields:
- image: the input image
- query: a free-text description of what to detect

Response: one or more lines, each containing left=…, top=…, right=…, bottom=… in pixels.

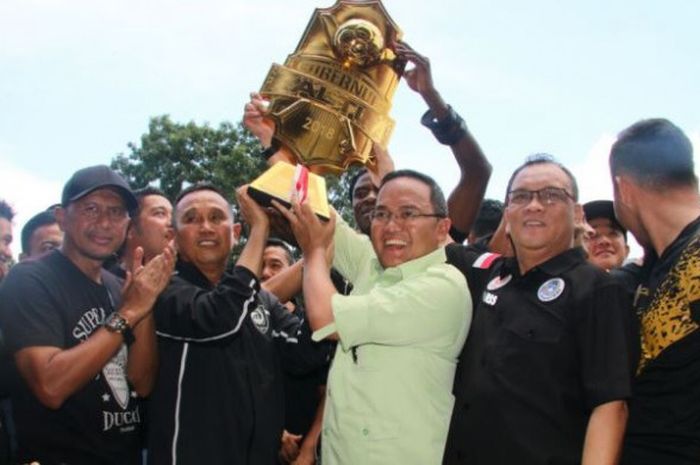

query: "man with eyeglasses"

left=276, top=169, right=471, bottom=465
left=442, top=155, right=633, bottom=465
left=0, top=165, right=175, bottom=465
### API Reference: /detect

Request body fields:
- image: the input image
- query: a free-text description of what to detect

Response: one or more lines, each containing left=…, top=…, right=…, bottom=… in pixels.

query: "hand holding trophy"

left=248, top=0, right=405, bottom=220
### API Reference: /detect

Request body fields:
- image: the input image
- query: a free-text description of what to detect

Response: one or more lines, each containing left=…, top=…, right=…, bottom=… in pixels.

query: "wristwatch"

left=103, top=312, right=136, bottom=346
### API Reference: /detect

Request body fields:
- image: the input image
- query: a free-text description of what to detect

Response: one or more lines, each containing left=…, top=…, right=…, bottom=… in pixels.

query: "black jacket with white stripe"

left=147, top=260, right=327, bottom=465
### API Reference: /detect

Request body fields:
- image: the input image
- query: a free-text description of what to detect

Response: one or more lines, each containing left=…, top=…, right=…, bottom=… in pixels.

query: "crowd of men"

left=0, top=44, right=698, bottom=465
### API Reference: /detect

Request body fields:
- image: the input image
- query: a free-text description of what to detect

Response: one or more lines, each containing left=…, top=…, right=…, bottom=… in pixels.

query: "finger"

left=131, top=247, right=145, bottom=274
left=271, top=199, right=296, bottom=223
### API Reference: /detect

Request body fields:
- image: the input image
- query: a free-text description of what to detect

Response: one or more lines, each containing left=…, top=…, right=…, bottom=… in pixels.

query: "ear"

left=614, top=175, right=635, bottom=207
left=54, top=207, right=67, bottom=232
left=436, top=217, right=451, bottom=243
left=232, top=223, right=242, bottom=242
left=573, top=203, right=584, bottom=226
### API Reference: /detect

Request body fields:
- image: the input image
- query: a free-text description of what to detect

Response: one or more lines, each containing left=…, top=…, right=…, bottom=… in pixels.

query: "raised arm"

left=396, top=42, right=492, bottom=238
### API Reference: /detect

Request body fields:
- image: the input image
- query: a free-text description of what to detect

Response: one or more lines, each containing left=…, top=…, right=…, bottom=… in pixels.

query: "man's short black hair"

left=175, top=183, right=227, bottom=205
left=380, top=169, right=448, bottom=216
left=21, top=210, right=57, bottom=254
left=471, top=199, right=504, bottom=239
left=134, top=186, right=168, bottom=202
left=505, top=153, right=579, bottom=202
left=0, top=200, right=15, bottom=222
left=610, top=118, right=696, bottom=190
left=265, top=237, right=295, bottom=265
left=347, top=168, right=369, bottom=203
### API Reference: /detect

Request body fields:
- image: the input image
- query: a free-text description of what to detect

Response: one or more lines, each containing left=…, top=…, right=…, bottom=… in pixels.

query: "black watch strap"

left=260, top=139, right=280, bottom=160
left=420, top=105, right=468, bottom=146
left=103, top=313, right=136, bottom=346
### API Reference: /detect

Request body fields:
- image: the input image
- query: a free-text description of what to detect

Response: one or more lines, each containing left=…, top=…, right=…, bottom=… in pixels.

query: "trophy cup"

left=249, top=0, right=405, bottom=219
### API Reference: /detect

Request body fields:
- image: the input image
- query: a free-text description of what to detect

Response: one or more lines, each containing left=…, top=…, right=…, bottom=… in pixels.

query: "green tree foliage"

left=111, top=115, right=356, bottom=225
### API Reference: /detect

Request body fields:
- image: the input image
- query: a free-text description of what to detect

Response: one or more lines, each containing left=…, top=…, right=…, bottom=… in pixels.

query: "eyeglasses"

left=369, top=207, right=445, bottom=225
left=507, top=187, right=574, bottom=207
left=76, top=203, right=130, bottom=222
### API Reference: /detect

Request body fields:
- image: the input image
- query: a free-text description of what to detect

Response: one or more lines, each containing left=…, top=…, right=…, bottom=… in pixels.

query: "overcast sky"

left=1, top=0, right=698, bottom=258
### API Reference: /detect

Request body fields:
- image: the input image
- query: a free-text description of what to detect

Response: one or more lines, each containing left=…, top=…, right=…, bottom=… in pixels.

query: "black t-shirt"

left=443, top=245, right=633, bottom=465
left=0, top=251, right=143, bottom=465
left=622, top=216, right=700, bottom=465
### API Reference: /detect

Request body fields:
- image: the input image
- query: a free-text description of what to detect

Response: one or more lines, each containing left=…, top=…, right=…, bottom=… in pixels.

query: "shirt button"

left=362, top=428, right=369, bottom=436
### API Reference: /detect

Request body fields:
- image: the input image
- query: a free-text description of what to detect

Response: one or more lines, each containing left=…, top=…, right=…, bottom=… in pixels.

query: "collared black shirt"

left=443, top=245, right=633, bottom=465
left=622, top=216, right=700, bottom=465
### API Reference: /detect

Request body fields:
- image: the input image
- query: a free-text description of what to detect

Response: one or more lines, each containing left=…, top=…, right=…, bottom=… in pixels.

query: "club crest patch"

left=537, top=278, right=565, bottom=302
left=250, top=305, right=270, bottom=335
left=487, top=274, right=512, bottom=291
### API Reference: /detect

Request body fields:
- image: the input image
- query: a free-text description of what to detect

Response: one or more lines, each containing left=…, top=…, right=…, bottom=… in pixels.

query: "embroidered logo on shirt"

left=250, top=304, right=271, bottom=335
left=537, top=278, right=565, bottom=302
left=487, top=274, right=512, bottom=291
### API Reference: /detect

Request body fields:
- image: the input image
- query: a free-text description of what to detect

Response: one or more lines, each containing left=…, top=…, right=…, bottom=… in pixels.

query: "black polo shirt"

left=443, top=245, right=633, bottom=465
left=622, top=216, right=700, bottom=465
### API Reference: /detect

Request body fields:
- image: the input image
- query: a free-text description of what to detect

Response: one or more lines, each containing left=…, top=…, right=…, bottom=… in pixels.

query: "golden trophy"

left=249, top=0, right=405, bottom=219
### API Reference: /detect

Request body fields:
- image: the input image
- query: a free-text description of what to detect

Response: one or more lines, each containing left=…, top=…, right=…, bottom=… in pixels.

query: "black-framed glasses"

left=507, top=187, right=574, bottom=206
left=369, top=207, right=446, bottom=225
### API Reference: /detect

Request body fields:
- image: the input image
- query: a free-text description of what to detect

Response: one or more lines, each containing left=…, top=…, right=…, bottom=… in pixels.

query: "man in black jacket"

left=147, top=184, right=328, bottom=465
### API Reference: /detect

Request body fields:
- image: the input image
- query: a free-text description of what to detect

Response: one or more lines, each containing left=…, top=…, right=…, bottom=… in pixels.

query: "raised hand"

left=121, top=244, right=176, bottom=325
left=243, top=91, right=275, bottom=147
left=395, top=41, right=436, bottom=97
left=272, top=199, right=336, bottom=258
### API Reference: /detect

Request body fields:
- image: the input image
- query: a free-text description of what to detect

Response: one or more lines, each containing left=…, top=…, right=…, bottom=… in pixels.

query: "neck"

left=638, top=190, right=700, bottom=256
left=195, top=262, right=225, bottom=285
left=515, top=243, right=572, bottom=275
left=60, top=245, right=105, bottom=283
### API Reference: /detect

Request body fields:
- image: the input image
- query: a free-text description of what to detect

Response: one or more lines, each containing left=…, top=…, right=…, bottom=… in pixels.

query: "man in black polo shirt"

left=443, top=155, right=632, bottom=465
left=609, top=119, right=700, bottom=465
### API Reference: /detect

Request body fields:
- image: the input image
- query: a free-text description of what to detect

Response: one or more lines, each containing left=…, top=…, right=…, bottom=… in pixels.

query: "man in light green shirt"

left=276, top=169, right=472, bottom=465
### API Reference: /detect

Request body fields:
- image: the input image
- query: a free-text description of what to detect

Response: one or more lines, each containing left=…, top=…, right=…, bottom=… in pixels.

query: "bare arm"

left=16, top=247, right=175, bottom=408
left=396, top=42, right=492, bottom=236
left=274, top=200, right=338, bottom=338
left=236, top=185, right=271, bottom=277
left=293, top=386, right=327, bottom=465
left=261, top=259, right=304, bottom=303
left=581, top=400, right=628, bottom=465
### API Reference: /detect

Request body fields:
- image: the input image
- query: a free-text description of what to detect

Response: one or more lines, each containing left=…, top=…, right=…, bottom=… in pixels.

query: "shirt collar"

left=175, top=259, right=214, bottom=289
left=504, top=247, right=587, bottom=278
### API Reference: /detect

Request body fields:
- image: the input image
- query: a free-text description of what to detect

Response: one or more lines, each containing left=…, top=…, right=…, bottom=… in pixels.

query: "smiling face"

left=583, top=217, right=629, bottom=271
left=57, top=188, right=130, bottom=264
left=352, top=172, right=379, bottom=235
left=175, top=189, right=234, bottom=275
left=370, top=176, right=450, bottom=268
left=505, top=163, right=580, bottom=261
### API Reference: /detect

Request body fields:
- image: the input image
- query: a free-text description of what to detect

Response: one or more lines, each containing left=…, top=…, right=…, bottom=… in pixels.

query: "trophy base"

left=249, top=161, right=330, bottom=220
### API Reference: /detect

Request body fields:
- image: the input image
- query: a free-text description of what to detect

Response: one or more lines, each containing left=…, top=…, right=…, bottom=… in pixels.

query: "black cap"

left=61, top=165, right=137, bottom=212
left=583, top=200, right=627, bottom=236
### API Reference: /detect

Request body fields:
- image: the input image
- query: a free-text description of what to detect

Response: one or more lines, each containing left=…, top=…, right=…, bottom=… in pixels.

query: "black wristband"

left=420, top=105, right=468, bottom=146
left=260, top=139, right=280, bottom=160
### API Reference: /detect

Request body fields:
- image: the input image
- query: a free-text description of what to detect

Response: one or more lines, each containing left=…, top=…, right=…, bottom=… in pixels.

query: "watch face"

left=105, top=313, right=127, bottom=332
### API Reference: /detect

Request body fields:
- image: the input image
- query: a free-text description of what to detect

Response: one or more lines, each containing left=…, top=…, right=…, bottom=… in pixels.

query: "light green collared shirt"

left=313, top=221, right=472, bottom=465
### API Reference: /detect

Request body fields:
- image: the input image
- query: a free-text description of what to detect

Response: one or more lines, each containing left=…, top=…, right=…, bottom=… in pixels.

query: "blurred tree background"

left=111, top=115, right=359, bottom=235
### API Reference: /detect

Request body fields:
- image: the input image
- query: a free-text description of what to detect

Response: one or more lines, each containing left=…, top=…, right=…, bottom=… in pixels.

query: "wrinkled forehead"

left=176, top=190, right=231, bottom=218
left=510, top=163, right=573, bottom=192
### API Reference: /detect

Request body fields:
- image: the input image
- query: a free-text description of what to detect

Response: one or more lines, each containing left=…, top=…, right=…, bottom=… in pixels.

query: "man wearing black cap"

left=582, top=200, right=630, bottom=271
left=0, top=165, right=175, bottom=465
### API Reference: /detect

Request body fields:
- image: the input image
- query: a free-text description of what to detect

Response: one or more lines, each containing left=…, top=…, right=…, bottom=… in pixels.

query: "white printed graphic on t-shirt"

left=102, top=344, right=130, bottom=409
